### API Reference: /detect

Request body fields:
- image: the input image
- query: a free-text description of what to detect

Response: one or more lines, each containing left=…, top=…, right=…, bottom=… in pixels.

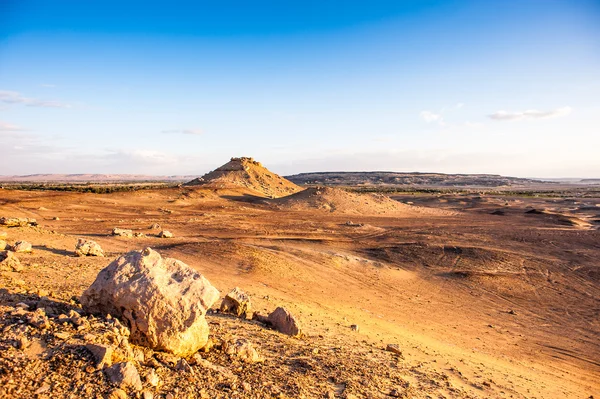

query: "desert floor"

left=0, top=187, right=598, bottom=398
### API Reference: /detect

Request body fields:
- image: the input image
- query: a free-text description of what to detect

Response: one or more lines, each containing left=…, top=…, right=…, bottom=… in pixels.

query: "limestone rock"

left=12, top=241, right=32, bottom=253
left=81, top=248, right=220, bottom=356
left=267, top=307, right=302, bottom=337
left=86, top=343, right=114, bottom=368
left=145, top=369, right=160, bottom=387
left=157, top=230, right=173, bottom=238
left=0, top=251, right=22, bottom=272
left=112, top=228, right=133, bottom=237
left=386, top=344, right=402, bottom=356
left=220, top=287, right=251, bottom=317
left=0, top=217, right=37, bottom=227
left=75, top=238, right=105, bottom=257
left=223, top=338, right=262, bottom=363
left=105, top=361, right=142, bottom=391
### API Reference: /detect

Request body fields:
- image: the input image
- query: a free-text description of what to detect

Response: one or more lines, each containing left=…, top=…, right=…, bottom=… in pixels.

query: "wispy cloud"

left=488, top=106, right=572, bottom=121
left=420, top=110, right=444, bottom=124
left=0, top=90, right=72, bottom=109
left=161, top=128, right=203, bottom=136
left=0, top=121, right=26, bottom=132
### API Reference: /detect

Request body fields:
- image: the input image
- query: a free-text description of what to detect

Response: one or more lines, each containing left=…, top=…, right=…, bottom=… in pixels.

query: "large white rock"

left=80, top=248, right=220, bottom=357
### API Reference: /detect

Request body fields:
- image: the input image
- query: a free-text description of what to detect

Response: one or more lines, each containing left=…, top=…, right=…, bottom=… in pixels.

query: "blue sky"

left=1, top=0, right=599, bottom=177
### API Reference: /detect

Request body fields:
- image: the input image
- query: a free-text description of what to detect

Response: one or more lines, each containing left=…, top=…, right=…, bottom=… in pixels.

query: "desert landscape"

left=0, top=157, right=598, bottom=399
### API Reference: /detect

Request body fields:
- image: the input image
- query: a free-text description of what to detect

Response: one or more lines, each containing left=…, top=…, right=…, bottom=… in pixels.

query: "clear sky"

left=1, top=0, right=599, bottom=177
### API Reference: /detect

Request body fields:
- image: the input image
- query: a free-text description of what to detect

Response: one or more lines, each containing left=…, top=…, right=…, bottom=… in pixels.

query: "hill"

left=270, top=186, right=453, bottom=215
left=184, top=157, right=302, bottom=198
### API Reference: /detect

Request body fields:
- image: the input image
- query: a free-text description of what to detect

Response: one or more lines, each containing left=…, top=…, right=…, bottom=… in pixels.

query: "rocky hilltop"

left=185, top=157, right=302, bottom=198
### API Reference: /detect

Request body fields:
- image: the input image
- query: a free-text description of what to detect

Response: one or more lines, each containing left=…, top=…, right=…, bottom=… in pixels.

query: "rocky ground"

left=0, top=186, right=598, bottom=398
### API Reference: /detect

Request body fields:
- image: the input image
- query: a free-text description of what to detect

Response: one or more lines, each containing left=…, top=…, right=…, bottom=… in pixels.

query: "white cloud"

left=161, top=128, right=203, bottom=136
left=420, top=110, right=443, bottom=124
left=488, top=106, right=572, bottom=121
left=0, top=121, right=26, bottom=132
left=0, top=90, right=72, bottom=109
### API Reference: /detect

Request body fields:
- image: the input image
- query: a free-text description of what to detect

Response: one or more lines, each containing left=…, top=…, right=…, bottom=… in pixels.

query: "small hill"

left=184, top=157, right=302, bottom=198
left=270, top=186, right=453, bottom=215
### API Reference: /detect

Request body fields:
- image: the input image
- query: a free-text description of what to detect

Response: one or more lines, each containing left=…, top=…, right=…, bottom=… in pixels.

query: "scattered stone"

left=267, top=307, right=303, bottom=337
left=27, top=308, right=50, bottom=329
left=157, top=230, right=173, bottom=238
left=220, top=287, right=252, bottom=318
left=0, top=217, right=37, bottom=227
left=223, top=338, right=263, bottom=363
left=0, top=240, right=7, bottom=250
left=155, top=352, right=179, bottom=367
left=112, top=228, right=133, bottom=237
left=15, top=302, right=29, bottom=310
left=176, top=358, right=194, bottom=374
left=350, top=324, right=360, bottom=332
left=134, top=232, right=146, bottom=238
left=54, top=332, right=70, bottom=340
left=108, top=388, right=128, bottom=399
left=81, top=247, right=220, bottom=356
left=192, top=354, right=237, bottom=380
left=0, top=251, right=23, bottom=272
left=150, top=223, right=161, bottom=230
left=145, top=369, right=160, bottom=387
left=142, top=391, right=154, bottom=399
left=53, top=216, right=60, bottom=221
left=386, top=344, right=402, bottom=356
left=12, top=240, right=32, bottom=253
left=75, top=238, right=105, bottom=257
left=86, top=343, right=114, bottom=368
left=105, top=361, right=143, bottom=391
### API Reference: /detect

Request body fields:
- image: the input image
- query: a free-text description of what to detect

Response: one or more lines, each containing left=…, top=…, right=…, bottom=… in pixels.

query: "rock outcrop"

left=80, top=248, right=220, bottom=356
left=0, top=217, right=38, bottom=227
left=75, top=238, right=105, bottom=257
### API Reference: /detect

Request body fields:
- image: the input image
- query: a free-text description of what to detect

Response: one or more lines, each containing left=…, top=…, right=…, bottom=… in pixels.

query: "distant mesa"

left=184, top=157, right=302, bottom=198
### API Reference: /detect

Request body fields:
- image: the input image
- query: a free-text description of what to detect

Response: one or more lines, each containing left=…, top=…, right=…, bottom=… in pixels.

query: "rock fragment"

left=81, top=248, right=220, bottom=356
left=0, top=240, right=7, bottom=250
left=0, top=217, right=37, bottom=227
left=157, top=230, right=173, bottom=238
left=75, top=238, right=105, bottom=257
left=12, top=241, right=32, bottom=253
left=267, top=307, right=302, bottom=337
left=223, top=338, right=263, bottom=363
left=0, top=251, right=22, bottom=272
left=145, top=369, right=160, bottom=387
left=112, top=228, right=133, bottom=237
left=386, top=344, right=402, bottom=356
left=105, top=361, right=143, bottom=391
left=220, top=287, right=252, bottom=318
left=86, top=343, right=114, bottom=368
